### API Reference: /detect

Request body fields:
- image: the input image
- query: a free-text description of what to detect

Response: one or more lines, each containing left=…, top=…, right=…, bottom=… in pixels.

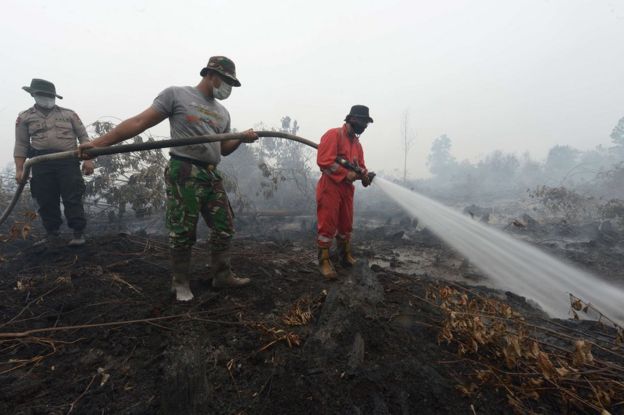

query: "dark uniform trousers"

left=30, top=155, right=86, bottom=233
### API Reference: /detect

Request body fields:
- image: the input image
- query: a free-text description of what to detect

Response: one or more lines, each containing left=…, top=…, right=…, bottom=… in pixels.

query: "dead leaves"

left=571, top=296, right=587, bottom=312
left=252, top=291, right=326, bottom=353
left=502, top=335, right=522, bottom=368
left=436, top=286, right=522, bottom=357
left=432, top=284, right=623, bottom=414
left=536, top=351, right=556, bottom=381
left=572, top=340, right=594, bottom=366
left=570, top=294, right=590, bottom=321
left=281, top=291, right=326, bottom=327
left=0, top=211, right=37, bottom=242
left=569, top=294, right=622, bottom=342
left=254, top=323, right=301, bottom=352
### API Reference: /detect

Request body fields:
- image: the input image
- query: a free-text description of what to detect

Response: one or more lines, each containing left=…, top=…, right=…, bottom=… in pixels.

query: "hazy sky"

left=1, top=0, right=623, bottom=178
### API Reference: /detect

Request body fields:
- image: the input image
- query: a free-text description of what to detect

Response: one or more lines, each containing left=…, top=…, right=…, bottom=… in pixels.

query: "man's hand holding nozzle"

left=362, top=171, right=376, bottom=187
left=345, top=170, right=358, bottom=183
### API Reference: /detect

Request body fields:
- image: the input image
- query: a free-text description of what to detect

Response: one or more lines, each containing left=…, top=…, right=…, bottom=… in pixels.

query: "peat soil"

left=0, top=220, right=623, bottom=414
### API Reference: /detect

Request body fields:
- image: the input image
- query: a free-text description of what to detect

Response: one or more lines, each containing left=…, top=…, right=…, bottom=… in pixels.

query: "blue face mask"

left=34, top=95, right=55, bottom=109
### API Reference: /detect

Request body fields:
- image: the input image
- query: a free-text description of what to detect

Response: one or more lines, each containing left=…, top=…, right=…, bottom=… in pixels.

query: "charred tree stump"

left=304, top=260, right=388, bottom=411
left=306, top=260, right=383, bottom=354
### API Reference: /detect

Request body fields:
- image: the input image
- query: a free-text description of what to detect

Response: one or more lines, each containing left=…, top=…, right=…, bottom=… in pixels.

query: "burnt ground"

left=0, top=220, right=623, bottom=414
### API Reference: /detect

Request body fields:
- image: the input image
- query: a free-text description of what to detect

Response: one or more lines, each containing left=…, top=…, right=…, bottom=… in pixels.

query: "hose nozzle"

left=335, top=157, right=375, bottom=186
left=362, top=172, right=375, bottom=187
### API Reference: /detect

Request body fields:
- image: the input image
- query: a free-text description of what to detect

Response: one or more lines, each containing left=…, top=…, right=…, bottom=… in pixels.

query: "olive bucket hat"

left=199, top=56, right=241, bottom=87
left=22, top=78, right=63, bottom=99
left=345, top=105, right=373, bottom=123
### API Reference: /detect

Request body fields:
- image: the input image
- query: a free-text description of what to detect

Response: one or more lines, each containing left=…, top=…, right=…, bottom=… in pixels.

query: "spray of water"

left=375, top=177, right=624, bottom=324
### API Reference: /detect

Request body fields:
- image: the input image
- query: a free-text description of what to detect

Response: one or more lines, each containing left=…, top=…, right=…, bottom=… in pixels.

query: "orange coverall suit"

left=316, top=124, right=367, bottom=248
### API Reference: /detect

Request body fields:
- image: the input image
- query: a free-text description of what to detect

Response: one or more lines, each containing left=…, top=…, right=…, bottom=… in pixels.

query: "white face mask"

left=213, top=81, right=232, bottom=100
left=34, top=95, right=55, bottom=109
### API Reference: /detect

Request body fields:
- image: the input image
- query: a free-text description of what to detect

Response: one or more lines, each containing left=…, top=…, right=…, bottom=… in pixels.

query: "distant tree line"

left=416, top=115, right=624, bottom=203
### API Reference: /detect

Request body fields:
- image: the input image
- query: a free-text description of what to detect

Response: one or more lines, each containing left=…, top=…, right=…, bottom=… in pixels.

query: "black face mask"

left=349, top=120, right=367, bottom=135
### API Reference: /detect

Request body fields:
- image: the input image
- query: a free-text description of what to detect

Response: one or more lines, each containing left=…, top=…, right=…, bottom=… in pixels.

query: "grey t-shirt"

left=152, top=86, right=231, bottom=164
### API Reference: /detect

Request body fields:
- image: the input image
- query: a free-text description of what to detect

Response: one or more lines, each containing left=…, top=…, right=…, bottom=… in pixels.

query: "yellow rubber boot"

left=337, top=238, right=356, bottom=267
left=318, top=247, right=338, bottom=280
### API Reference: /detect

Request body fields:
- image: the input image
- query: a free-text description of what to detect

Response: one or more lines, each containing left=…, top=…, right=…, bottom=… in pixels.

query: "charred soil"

left=0, top=229, right=623, bottom=414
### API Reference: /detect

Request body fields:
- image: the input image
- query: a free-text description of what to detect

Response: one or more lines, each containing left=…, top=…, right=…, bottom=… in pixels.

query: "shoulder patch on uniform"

left=16, top=108, right=32, bottom=125
left=58, top=107, right=81, bottom=121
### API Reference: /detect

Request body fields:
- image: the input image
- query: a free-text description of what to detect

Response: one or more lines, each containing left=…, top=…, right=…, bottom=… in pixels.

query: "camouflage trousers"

left=165, top=159, right=234, bottom=251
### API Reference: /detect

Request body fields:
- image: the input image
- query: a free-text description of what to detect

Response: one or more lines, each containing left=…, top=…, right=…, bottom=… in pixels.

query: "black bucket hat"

left=345, top=105, right=373, bottom=123
left=199, top=56, right=241, bottom=87
left=22, top=78, right=63, bottom=99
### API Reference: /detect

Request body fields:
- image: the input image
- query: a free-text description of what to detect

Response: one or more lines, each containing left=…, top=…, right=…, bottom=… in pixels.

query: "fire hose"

left=0, top=131, right=374, bottom=226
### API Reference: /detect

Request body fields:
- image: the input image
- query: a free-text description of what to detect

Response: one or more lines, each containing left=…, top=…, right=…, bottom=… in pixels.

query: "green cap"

left=200, top=56, right=241, bottom=87
left=22, top=78, right=63, bottom=99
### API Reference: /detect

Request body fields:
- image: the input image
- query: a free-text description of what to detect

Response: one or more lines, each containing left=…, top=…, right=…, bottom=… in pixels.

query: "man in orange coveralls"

left=316, top=105, right=375, bottom=279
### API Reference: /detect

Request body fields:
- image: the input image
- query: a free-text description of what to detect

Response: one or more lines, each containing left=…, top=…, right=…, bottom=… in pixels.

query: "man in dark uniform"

left=14, top=79, right=94, bottom=246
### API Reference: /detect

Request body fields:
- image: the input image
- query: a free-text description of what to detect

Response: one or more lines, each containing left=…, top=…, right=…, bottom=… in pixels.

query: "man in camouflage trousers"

left=164, top=159, right=233, bottom=266
left=79, top=56, right=257, bottom=301
left=14, top=79, right=95, bottom=247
